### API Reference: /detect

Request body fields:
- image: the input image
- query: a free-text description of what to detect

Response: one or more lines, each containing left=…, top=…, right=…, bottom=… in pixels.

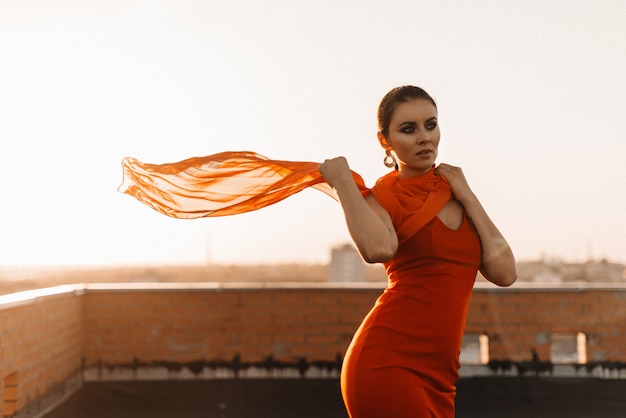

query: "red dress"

left=341, top=170, right=482, bottom=418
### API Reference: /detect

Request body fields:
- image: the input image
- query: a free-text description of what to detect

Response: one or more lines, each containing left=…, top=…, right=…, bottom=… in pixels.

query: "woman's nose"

left=416, top=132, right=430, bottom=144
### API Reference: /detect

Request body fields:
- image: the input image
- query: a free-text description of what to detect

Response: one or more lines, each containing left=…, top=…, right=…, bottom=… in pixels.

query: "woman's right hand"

left=318, top=156, right=353, bottom=189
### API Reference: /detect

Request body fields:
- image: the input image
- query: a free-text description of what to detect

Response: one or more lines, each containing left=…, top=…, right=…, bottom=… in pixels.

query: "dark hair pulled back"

left=377, top=86, right=437, bottom=137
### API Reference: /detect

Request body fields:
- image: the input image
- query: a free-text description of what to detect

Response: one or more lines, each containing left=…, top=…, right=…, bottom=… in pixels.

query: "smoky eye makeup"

left=396, top=119, right=437, bottom=133
left=398, top=123, right=417, bottom=133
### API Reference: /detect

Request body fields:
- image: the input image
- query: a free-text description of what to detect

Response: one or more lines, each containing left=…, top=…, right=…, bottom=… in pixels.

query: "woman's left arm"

left=436, top=164, right=517, bottom=287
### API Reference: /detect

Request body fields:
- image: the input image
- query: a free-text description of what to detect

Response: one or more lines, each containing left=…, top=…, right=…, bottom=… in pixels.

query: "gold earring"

left=384, top=151, right=396, bottom=168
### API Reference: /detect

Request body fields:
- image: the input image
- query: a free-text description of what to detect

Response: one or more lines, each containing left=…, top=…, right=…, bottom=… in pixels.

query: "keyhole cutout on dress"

left=436, top=199, right=464, bottom=231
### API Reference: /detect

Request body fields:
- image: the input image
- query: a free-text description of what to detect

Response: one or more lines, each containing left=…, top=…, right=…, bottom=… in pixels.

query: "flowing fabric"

left=118, top=151, right=367, bottom=219
left=118, top=152, right=452, bottom=229
left=370, top=168, right=452, bottom=245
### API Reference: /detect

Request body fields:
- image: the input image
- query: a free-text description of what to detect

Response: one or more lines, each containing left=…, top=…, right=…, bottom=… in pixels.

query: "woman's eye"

left=401, top=126, right=416, bottom=134
left=426, top=122, right=437, bottom=130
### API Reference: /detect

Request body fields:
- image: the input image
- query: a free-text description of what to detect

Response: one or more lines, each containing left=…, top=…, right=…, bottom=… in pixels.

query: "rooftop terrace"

left=1, top=281, right=626, bottom=417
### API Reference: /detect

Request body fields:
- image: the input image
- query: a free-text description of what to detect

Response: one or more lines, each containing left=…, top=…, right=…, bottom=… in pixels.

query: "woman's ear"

left=378, top=131, right=391, bottom=150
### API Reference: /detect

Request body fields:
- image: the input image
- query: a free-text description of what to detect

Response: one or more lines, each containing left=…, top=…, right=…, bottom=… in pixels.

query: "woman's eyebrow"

left=397, top=117, right=437, bottom=127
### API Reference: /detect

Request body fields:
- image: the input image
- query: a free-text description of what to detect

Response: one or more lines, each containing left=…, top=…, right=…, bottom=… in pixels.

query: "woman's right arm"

left=319, top=157, right=398, bottom=264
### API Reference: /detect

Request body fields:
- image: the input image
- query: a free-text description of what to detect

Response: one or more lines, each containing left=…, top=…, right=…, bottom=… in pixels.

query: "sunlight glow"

left=1, top=1, right=625, bottom=267
left=479, top=334, right=490, bottom=365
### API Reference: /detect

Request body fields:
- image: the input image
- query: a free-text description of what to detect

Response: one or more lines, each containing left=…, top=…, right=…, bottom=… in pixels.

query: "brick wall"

left=80, top=283, right=626, bottom=371
left=466, top=285, right=626, bottom=363
left=81, top=284, right=381, bottom=368
left=0, top=287, right=83, bottom=417
left=1, top=282, right=626, bottom=416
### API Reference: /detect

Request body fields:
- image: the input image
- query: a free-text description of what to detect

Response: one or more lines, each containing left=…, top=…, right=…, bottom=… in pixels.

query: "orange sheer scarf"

left=118, top=151, right=367, bottom=219
left=370, top=168, right=451, bottom=245
left=118, top=152, right=451, bottom=244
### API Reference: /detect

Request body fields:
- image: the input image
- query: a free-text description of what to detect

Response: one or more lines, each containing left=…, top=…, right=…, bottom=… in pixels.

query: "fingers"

left=319, top=156, right=351, bottom=186
left=434, top=163, right=460, bottom=179
left=319, top=156, right=343, bottom=172
left=435, top=162, right=459, bottom=172
left=435, top=163, right=463, bottom=182
left=435, top=163, right=474, bottom=201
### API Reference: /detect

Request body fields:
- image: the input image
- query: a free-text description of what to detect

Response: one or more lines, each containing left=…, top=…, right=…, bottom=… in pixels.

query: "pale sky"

left=1, top=0, right=625, bottom=267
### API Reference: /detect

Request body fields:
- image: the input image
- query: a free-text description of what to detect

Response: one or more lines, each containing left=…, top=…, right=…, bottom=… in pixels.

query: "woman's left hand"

left=434, top=163, right=473, bottom=202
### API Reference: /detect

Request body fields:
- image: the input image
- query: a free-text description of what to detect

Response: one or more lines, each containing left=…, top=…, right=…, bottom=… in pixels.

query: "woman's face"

left=379, top=98, right=440, bottom=178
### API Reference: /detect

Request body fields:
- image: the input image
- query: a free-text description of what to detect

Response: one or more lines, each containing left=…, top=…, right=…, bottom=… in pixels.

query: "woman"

left=318, top=86, right=517, bottom=418
left=118, top=84, right=516, bottom=417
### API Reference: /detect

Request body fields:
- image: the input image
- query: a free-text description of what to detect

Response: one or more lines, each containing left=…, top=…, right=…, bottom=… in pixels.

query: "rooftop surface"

left=43, top=377, right=626, bottom=418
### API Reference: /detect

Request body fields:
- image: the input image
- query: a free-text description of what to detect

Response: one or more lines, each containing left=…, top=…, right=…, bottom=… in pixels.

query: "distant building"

left=328, top=243, right=365, bottom=282
left=517, top=259, right=626, bottom=283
